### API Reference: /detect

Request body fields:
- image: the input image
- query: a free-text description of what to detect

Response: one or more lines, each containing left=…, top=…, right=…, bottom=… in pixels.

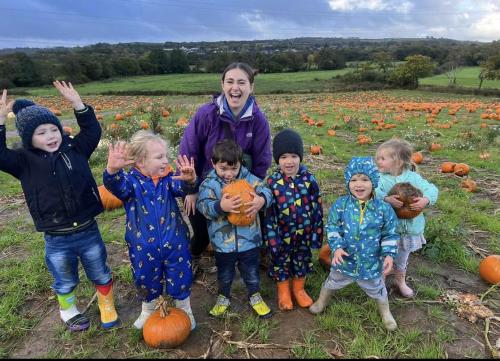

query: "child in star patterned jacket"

left=103, top=130, right=198, bottom=330
left=263, top=129, right=324, bottom=311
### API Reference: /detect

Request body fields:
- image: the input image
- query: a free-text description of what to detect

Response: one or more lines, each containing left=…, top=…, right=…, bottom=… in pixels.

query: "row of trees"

left=0, top=38, right=498, bottom=89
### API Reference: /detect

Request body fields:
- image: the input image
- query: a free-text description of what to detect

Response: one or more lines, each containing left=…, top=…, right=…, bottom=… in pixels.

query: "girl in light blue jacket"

left=375, top=138, right=438, bottom=298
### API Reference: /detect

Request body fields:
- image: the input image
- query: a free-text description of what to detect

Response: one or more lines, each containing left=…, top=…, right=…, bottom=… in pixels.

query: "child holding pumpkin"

left=262, top=129, right=324, bottom=311
left=103, top=130, right=198, bottom=330
left=196, top=139, right=273, bottom=318
left=375, top=138, right=438, bottom=298
left=309, top=157, right=399, bottom=331
left=0, top=83, right=118, bottom=332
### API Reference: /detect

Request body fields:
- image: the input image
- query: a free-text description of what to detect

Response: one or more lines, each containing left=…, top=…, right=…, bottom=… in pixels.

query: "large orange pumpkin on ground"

left=478, top=255, right=500, bottom=285
left=440, top=162, right=456, bottom=173
left=387, top=183, right=423, bottom=219
left=411, top=152, right=423, bottom=164
left=143, top=297, right=191, bottom=348
left=453, top=163, right=470, bottom=176
left=222, top=179, right=256, bottom=226
left=98, top=185, right=123, bottom=210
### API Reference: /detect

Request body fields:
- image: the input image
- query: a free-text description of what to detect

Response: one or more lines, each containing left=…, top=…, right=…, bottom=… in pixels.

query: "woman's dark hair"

left=221, top=62, right=256, bottom=84
left=211, top=139, right=243, bottom=166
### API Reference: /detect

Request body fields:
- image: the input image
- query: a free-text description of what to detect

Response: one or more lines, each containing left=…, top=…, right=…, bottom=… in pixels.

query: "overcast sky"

left=1, top=0, right=498, bottom=49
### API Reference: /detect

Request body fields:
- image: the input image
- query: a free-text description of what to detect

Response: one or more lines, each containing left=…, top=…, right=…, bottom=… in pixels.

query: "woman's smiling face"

left=221, top=68, right=254, bottom=116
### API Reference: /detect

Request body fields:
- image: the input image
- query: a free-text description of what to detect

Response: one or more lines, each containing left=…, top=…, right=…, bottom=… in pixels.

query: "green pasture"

left=421, top=66, right=500, bottom=89
left=18, top=69, right=352, bottom=97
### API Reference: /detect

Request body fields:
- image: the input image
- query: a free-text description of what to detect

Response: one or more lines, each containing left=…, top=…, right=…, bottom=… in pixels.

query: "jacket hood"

left=344, top=156, right=379, bottom=190
left=214, top=93, right=255, bottom=120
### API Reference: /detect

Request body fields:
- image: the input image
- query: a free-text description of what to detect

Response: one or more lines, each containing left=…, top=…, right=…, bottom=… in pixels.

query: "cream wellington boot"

left=309, top=287, right=333, bottom=315
left=393, top=270, right=415, bottom=298
left=133, top=299, right=157, bottom=329
left=175, top=297, right=197, bottom=330
left=376, top=300, right=397, bottom=331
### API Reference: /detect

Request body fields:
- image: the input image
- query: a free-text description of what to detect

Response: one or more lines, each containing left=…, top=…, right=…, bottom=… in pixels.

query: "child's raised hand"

left=0, top=89, right=14, bottom=126
left=106, top=141, right=134, bottom=174
left=409, top=196, right=429, bottom=211
left=332, top=248, right=349, bottom=266
left=172, top=155, right=196, bottom=184
left=244, top=192, right=265, bottom=217
left=220, top=193, right=242, bottom=213
left=53, top=80, right=85, bottom=111
left=384, top=195, right=403, bottom=208
left=382, top=256, right=394, bottom=276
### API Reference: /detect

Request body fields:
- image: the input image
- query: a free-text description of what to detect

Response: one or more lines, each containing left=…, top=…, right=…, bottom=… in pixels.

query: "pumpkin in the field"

left=222, top=179, right=256, bottom=226
left=143, top=296, right=191, bottom=348
left=387, top=182, right=423, bottom=219
left=478, top=255, right=500, bottom=285
left=318, top=244, right=331, bottom=269
left=98, top=185, right=123, bottom=210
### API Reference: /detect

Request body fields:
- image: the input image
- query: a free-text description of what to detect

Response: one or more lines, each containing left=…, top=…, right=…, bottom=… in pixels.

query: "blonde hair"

left=127, top=130, right=169, bottom=163
left=376, top=138, right=416, bottom=173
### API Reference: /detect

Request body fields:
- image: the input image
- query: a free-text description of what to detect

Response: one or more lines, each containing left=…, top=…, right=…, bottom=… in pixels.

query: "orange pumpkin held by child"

left=478, top=255, right=500, bottom=285
left=318, top=244, right=331, bottom=270
left=387, top=183, right=423, bottom=219
left=143, top=296, right=191, bottom=348
left=222, top=179, right=256, bottom=226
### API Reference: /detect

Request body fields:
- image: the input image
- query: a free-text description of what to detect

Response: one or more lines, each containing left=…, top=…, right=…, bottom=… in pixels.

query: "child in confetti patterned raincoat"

left=103, top=130, right=198, bottom=330
left=309, top=156, right=399, bottom=331
left=263, top=129, right=324, bottom=311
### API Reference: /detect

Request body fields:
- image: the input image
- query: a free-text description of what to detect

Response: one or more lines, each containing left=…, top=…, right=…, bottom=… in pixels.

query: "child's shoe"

left=376, top=300, right=397, bottom=331
left=209, top=294, right=230, bottom=317
left=309, top=287, right=333, bottom=314
left=277, top=280, right=293, bottom=310
left=57, top=291, right=90, bottom=332
left=133, top=299, right=157, bottom=329
left=96, top=281, right=119, bottom=329
left=249, top=293, right=272, bottom=319
left=292, top=277, right=313, bottom=308
left=175, top=297, right=197, bottom=330
left=392, top=270, right=415, bottom=298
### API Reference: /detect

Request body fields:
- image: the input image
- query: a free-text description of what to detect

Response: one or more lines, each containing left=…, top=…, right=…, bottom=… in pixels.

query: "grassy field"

left=18, top=69, right=352, bottom=97
left=1, top=89, right=499, bottom=358
left=421, top=66, right=500, bottom=89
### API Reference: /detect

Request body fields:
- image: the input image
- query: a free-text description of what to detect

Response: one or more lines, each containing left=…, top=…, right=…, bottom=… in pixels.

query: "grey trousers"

left=323, top=270, right=388, bottom=302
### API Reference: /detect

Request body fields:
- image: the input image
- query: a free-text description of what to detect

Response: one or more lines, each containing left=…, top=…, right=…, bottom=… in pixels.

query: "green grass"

left=420, top=67, right=500, bottom=89
left=17, top=69, right=352, bottom=97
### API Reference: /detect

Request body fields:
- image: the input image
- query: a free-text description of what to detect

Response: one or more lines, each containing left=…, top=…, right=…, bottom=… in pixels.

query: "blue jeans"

left=44, top=222, right=112, bottom=295
left=214, top=247, right=261, bottom=298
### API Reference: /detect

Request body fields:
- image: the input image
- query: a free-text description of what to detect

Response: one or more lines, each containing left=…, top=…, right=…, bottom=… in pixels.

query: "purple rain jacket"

left=178, top=94, right=272, bottom=189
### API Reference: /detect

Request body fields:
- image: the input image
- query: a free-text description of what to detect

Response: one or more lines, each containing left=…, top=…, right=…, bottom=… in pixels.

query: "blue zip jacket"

left=197, top=166, right=272, bottom=253
left=103, top=167, right=196, bottom=261
left=327, top=157, right=399, bottom=280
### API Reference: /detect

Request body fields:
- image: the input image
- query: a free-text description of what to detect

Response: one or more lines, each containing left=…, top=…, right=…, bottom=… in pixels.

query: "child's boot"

left=57, top=291, right=90, bottom=332
left=292, top=277, right=313, bottom=308
left=309, top=287, right=333, bottom=314
left=376, top=300, right=397, bottom=331
left=175, top=297, right=197, bottom=330
left=133, top=299, right=157, bottom=329
left=393, top=270, right=414, bottom=298
left=249, top=292, right=273, bottom=319
left=95, top=280, right=119, bottom=329
left=277, top=280, right=293, bottom=310
left=209, top=294, right=230, bottom=317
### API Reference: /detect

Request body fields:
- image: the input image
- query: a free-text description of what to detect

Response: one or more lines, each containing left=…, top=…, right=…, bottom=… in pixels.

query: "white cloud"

left=327, top=0, right=413, bottom=13
left=469, top=12, right=500, bottom=41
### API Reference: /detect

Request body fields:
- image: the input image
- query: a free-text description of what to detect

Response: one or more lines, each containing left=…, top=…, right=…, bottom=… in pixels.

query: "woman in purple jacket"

left=179, top=62, right=272, bottom=269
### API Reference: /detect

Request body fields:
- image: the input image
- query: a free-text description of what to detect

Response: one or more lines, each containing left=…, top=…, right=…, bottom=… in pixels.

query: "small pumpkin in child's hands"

left=143, top=296, right=191, bottom=348
left=387, top=182, right=424, bottom=219
left=222, top=179, right=256, bottom=226
left=318, top=244, right=332, bottom=270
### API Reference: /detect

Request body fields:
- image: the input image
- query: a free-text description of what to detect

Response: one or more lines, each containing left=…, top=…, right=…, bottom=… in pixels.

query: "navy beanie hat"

left=13, top=99, right=63, bottom=149
left=272, top=128, right=303, bottom=163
